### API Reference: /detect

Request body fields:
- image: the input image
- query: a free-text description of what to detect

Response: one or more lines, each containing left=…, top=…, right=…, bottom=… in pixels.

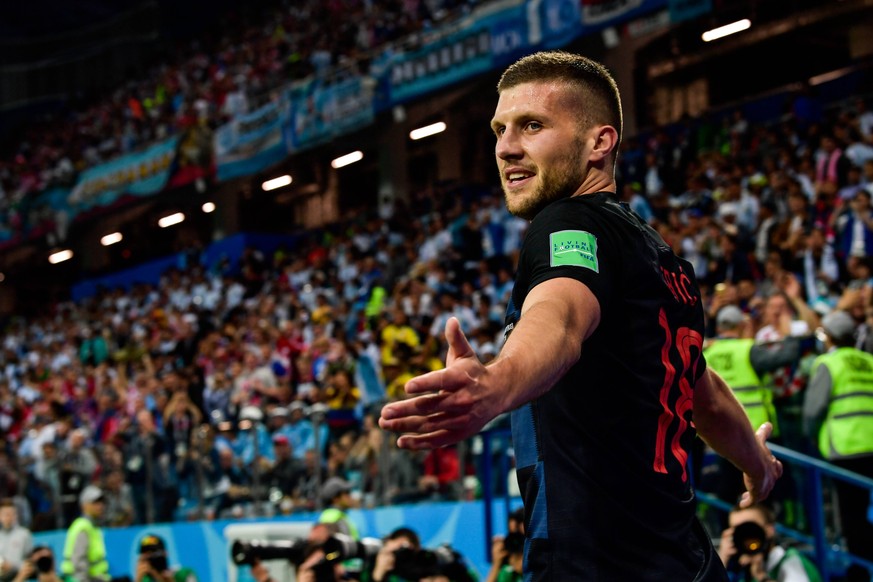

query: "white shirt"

left=756, top=320, right=810, bottom=343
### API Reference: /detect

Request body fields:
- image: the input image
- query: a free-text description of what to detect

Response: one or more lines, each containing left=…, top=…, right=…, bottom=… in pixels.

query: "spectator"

left=212, top=446, right=251, bottom=518
left=800, top=226, right=840, bottom=314
left=123, top=410, right=176, bottom=525
left=58, top=429, right=97, bottom=528
left=101, top=470, right=134, bottom=528
left=834, top=189, right=873, bottom=261
left=263, top=434, right=305, bottom=502
left=754, top=277, right=819, bottom=344
left=0, top=500, right=33, bottom=581
left=815, top=134, right=851, bottom=191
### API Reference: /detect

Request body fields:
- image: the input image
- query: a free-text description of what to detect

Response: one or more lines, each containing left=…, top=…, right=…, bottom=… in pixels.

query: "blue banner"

left=386, top=24, right=496, bottom=104
left=69, top=136, right=179, bottom=209
left=527, top=0, right=583, bottom=49
left=289, top=75, right=375, bottom=151
left=215, top=99, right=290, bottom=182
left=577, top=0, right=670, bottom=35
left=380, top=0, right=667, bottom=106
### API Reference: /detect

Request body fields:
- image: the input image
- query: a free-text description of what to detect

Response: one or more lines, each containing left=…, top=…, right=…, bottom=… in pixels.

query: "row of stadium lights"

left=27, top=14, right=749, bottom=271
left=38, top=14, right=763, bottom=271
left=255, top=17, right=751, bottom=199
left=0, top=17, right=758, bottom=278
left=44, top=122, right=449, bottom=267
left=47, top=202, right=217, bottom=265
left=261, top=121, right=447, bottom=192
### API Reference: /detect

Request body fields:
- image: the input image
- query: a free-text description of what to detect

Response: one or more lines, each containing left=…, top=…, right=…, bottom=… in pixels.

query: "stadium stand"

left=2, top=0, right=873, bottom=580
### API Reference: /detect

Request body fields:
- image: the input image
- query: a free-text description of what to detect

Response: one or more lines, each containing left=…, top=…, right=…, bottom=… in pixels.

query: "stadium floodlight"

left=158, top=212, right=185, bottom=228
left=100, top=232, right=123, bottom=246
left=331, top=151, right=364, bottom=169
left=702, top=19, right=751, bottom=42
left=202, top=202, right=216, bottom=213
left=262, top=175, right=292, bottom=191
left=410, top=122, right=446, bottom=140
left=48, top=249, right=74, bottom=264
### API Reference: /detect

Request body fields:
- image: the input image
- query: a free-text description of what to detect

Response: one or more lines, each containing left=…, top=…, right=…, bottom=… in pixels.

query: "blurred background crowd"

left=0, top=0, right=482, bottom=241
left=0, top=1, right=871, bottom=581
left=0, top=80, right=872, bottom=531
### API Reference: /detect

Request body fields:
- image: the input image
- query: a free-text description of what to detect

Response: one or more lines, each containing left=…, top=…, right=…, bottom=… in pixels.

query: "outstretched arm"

left=693, top=368, right=783, bottom=506
left=380, top=277, right=600, bottom=449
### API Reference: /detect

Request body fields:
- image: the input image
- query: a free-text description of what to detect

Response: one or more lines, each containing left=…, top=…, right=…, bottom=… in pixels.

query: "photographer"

left=483, top=507, right=524, bottom=582
left=133, top=535, right=197, bottom=582
left=484, top=533, right=523, bottom=582
left=233, top=528, right=349, bottom=582
left=11, top=547, right=59, bottom=582
left=369, top=528, right=419, bottom=582
left=366, top=528, right=476, bottom=582
left=718, top=503, right=821, bottom=582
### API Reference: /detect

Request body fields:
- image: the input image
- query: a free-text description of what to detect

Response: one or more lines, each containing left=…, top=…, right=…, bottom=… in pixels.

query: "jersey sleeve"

left=519, top=200, right=615, bottom=311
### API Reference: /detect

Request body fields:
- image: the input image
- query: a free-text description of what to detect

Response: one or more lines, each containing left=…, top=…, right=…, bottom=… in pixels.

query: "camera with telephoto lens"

left=392, top=545, right=474, bottom=581
left=732, top=521, right=770, bottom=556
left=231, top=534, right=381, bottom=568
left=231, top=539, right=310, bottom=567
left=321, top=533, right=382, bottom=563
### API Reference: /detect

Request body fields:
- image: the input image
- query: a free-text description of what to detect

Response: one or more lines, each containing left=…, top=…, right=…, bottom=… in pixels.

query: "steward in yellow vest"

left=317, top=477, right=359, bottom=540
left=705, top=306, right=801, bottom=435
left=802, top=309, right=873, bottom=581
left=803, top=310, right=873, bottom=460
left=61, top=485, right=109, bottom=582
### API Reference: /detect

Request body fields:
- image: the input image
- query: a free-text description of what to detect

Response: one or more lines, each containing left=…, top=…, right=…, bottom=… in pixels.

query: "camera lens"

left=732, top=521, right=768, bottom=556
left=36, top=555, right=53, bottom=573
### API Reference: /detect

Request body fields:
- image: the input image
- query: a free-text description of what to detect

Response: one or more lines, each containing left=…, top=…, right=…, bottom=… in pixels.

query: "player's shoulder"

left=530, top=193, right=617, bottom=233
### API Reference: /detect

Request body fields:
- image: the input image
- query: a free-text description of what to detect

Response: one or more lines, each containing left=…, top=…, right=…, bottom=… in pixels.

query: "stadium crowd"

left=0, top=182, right=526, bottom=530
left=0, top=0, right=481, bottom=242
left=0, top=1, right=870, bottom=567
left=0, top=80, right=872, bottom=537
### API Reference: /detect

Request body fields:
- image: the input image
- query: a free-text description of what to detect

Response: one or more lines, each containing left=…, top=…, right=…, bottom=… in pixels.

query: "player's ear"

left=589, top=125, right=619, bottom=163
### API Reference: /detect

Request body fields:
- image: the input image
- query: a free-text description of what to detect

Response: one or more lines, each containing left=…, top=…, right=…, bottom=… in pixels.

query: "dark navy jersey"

left=506, top=193, right=723, bottom=581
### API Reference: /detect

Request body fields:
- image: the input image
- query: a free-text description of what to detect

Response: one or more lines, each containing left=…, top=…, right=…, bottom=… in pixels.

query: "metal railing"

left=476, top=428, right=873, bottom=580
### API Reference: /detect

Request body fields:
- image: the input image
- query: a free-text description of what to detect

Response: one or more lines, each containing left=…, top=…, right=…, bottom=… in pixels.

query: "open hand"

left=379, top=318, right=500, bottom=449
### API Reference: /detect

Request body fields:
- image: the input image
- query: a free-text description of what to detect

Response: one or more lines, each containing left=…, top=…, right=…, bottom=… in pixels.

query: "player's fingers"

left=396, top=430, right=458, bottom=450
left=403, top=369, right=446, bottom=395
left=380, top=393, right=449, bottom=422
left=381, top=412, right=469, bottom=435
left=445, top=317, right=475, bottom=363
left=405, top=367, right=474, bottom=396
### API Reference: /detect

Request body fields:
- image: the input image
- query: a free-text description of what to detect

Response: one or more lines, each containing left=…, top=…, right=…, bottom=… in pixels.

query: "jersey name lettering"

left=660, top=265, right=698, bottom=307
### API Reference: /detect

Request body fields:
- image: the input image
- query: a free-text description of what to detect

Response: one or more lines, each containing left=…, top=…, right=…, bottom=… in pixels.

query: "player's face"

left=491, top=81, right=591, bottom=220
